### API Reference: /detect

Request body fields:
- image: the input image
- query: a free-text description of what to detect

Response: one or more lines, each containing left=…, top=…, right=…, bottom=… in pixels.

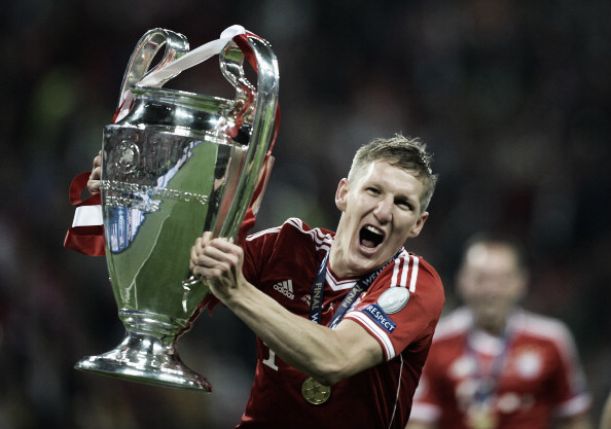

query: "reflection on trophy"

left=74, top=27, right=279, bottom=391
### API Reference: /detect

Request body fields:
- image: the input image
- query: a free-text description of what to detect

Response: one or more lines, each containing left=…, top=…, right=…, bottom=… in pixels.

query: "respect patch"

left=363, top=304, right=397, bottom=333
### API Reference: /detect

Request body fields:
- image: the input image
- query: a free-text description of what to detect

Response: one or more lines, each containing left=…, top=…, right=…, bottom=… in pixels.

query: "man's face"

left=457, top=243, right=527, bottom=331
left=331, top=160, right=429, bottom=278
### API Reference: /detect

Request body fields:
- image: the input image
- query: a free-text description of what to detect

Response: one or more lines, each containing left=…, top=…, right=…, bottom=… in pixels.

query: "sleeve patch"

left=378, top=287, right=410, bottom=314
left=363, top=304, right=397, bottom=334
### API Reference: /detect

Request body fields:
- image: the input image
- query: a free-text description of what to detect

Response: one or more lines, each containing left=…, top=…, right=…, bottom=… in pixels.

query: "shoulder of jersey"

left=381, top=251, right=444, bottom=297
left=510, top=309, right=574, bottom=345
left=414, top=254, right=443, bottom=287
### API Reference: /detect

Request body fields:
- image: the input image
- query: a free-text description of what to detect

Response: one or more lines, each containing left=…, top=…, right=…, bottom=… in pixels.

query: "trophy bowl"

left=74, top=27, right=279, bottom=391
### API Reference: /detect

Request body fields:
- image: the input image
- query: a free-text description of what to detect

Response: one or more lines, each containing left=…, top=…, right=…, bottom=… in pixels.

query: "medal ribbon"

left=466, top=326, right=514, bottom=404
left=309, top=249, right=403, bottom=328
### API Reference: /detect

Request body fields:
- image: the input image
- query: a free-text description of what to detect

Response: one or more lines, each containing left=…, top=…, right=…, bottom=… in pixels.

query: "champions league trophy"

left=74, top=26, right=279, bottom=391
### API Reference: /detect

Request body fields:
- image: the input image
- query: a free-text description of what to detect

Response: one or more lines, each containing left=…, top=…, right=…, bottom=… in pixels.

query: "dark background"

left=1, top=1, right=610, bottom=428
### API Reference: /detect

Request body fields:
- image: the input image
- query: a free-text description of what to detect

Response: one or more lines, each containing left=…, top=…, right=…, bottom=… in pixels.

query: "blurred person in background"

left=187, top=135, right=445, bottom=428
left=406, top=233, right=592, bottom=429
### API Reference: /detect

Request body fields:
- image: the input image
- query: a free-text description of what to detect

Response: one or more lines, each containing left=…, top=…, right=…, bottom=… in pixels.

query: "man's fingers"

left=202, top=243, right=239, bottom=268
left=87, top=179, right=101, bottom=195
left=189, top=233, right=243, bottom=293
left=93, top=152, right=102, bottom=167
left=87, top=154, right=102, bottom=195
left=192, top=265, right=222, bottom=279
left=189, top=238, right=201, bottom=271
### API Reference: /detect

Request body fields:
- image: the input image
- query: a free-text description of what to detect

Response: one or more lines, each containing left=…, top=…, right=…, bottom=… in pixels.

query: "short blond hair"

left=348, top=134, right=438, bottom=211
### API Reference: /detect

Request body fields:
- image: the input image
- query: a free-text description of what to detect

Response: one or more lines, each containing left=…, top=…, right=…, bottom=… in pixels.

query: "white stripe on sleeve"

left=345, top=311, right=396, bottom=359
left=400, top=255, right=410, bottom=287
left=409, top=256, right=420, bottom=293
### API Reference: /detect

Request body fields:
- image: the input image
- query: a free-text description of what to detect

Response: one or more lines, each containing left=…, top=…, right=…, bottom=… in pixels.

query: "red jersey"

left=409, top=308, right=591, bottom=429
left=238, top=218, right=445, bottom=429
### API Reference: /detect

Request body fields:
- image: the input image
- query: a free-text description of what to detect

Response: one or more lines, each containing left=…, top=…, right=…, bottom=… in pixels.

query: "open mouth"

left=359, top=225, right=385, bottom=249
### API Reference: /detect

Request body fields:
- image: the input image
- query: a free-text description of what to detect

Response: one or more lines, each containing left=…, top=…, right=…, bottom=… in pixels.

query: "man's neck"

left=327, top=246, right=356, bottom=280
left=473, top=313, right=513, bottom=337
left=477, top=320, right=506, bottom=337
left=327, top=243, right=403, bottom=280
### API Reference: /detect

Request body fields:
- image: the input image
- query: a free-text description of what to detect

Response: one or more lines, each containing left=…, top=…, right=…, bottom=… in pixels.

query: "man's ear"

left=407, top=211, right=429, bottom=238
left=335, top=178, right=349, bottom=212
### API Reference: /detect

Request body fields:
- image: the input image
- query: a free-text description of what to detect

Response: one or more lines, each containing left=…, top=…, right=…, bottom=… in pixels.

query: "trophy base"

left=75, top=332, right=212, bottom=392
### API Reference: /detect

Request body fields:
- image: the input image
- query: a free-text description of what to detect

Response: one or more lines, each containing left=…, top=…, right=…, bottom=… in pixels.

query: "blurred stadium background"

left=1, top=0, right=610, bottom=427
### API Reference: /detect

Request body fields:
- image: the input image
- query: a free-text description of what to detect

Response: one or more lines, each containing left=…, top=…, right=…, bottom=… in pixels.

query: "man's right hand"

left=87, top=152, right=102, bottom=195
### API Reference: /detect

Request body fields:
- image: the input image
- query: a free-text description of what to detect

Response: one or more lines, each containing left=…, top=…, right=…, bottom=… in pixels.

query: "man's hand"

left=190, top=232, right=245, bottom=303
left=87, top=152, right=102, bottom=195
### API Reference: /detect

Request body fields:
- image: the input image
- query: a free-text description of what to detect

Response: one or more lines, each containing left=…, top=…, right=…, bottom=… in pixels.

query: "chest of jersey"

left=439, top=334, right=562, bottom=415
left=257, top=261, right=357, bottom=325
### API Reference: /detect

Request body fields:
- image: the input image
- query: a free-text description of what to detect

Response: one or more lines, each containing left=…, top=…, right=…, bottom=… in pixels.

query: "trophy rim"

left=131, top=86, right=235, bottom=111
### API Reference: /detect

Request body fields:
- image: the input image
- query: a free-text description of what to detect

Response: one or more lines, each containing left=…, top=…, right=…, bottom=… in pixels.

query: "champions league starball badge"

left=377, top=287, right=410, bottom=314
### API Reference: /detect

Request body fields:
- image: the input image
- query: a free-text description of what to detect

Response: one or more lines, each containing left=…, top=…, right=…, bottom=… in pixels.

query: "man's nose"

left=373, top=196, right=393, bottom=223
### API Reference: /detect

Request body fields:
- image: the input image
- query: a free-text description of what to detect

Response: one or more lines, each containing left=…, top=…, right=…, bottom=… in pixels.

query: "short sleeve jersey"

left=409, top=308, right=591, bottom=429
left=237, top=218, right=445, bottom=429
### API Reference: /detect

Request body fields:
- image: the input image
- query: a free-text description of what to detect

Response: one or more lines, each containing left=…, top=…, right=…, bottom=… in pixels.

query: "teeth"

left=365, top=225, right=383, bottom=235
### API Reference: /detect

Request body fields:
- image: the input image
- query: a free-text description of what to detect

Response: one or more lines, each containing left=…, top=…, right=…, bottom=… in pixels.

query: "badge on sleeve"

left=377, top=287, right=410, bottom=314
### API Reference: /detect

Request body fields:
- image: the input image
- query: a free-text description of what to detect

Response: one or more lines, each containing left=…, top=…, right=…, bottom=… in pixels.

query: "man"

left=406, top=235, right=592, bottom=429
left=189, top=135, right=445, bottom=428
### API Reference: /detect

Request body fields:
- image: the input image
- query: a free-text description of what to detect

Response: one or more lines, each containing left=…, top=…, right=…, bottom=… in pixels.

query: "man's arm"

left=190, top=233, right=383, bottom=385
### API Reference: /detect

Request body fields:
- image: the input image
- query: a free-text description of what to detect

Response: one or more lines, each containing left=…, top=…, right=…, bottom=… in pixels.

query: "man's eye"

left=396, top=199, right=413, bottom=210
left=367, top=187, right=380, bottom=195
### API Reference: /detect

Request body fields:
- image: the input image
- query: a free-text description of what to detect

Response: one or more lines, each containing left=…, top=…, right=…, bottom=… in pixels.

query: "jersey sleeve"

left=343, top=252, right=445, bottom=360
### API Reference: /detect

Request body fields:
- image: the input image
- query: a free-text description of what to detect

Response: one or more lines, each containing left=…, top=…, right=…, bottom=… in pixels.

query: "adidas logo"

left=272, top=280, right=294, bottom=300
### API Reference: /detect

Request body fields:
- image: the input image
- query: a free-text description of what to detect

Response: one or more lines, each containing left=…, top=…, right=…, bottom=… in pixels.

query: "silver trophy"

left=75, top=28, right=279, bottom=391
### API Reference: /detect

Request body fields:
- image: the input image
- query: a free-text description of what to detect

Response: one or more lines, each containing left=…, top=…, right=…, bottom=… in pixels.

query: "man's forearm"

left=219, top=279, right=380, bottom=385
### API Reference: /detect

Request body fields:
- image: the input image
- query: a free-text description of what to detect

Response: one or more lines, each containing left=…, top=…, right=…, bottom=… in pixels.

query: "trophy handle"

left=179, top=33, right=279, bottom=289
left=217, top=33, right=280, bottom=239
left=117, top=28, right=190, bottom=109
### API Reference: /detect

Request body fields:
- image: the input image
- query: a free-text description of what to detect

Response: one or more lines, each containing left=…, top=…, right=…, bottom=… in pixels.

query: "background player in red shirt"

left=189, top=135, right=445, bottom=428
left=406, top=234, right=592, bottom=429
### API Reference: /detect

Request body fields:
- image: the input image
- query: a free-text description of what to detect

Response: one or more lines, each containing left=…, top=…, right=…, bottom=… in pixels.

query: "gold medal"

left=466, top=404, right=497, bottom=429
left=301, top=377, right=331, bottom=405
